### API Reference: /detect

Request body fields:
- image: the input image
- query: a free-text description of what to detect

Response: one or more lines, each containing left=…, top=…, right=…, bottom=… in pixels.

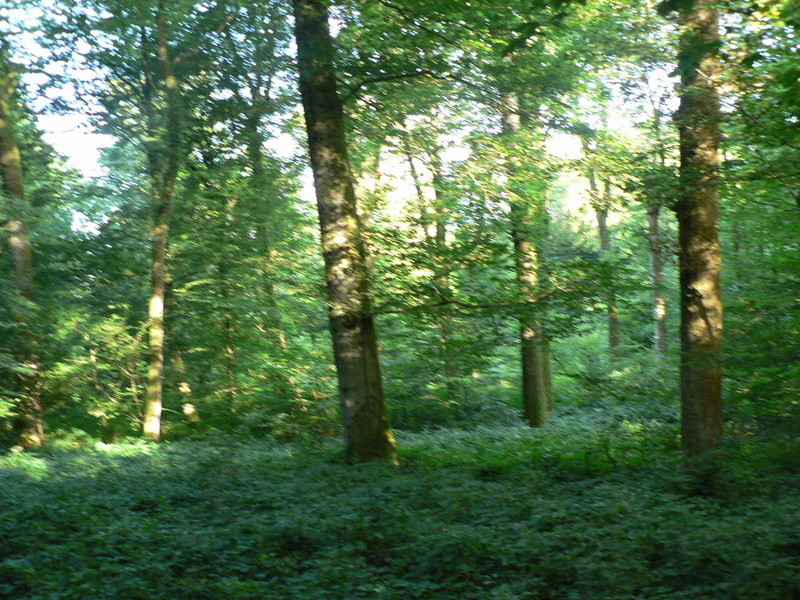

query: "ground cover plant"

left=2, top=399, right=799, bottom=600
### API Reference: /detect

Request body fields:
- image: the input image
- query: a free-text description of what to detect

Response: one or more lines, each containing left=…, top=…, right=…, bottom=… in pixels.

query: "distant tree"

left=499, top=89, right=551, bottom=426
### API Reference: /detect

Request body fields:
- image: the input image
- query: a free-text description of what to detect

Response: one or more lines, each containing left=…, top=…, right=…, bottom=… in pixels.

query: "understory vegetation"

left=2, top=391, right=800, bottom=600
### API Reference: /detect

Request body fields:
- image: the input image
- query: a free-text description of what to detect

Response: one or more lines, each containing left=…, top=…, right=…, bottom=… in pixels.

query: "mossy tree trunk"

left=142, top=3, right=183, bottom=442
left=674, top=0, right=724, bottom=457
left=500, top=91, right=550, bottom=427
left=292, top=0, right=396, bottom=462
left=0, top=47, right=44, bottom=447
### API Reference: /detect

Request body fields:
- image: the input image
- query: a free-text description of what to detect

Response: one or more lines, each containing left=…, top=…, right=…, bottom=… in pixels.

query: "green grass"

left=1, top=407, right=799, bottom=600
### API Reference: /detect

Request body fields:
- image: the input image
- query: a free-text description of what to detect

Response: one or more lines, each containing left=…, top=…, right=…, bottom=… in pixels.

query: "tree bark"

left=401, top=134, right=432, bottom=242
left=600, top=181, right=621, bottom=358
left=403, top=136, right=457, bottom=397
left=428, top=150, right=459, bottom=400
left=674, top=0, right=723, bottom=457
left=142, top=4, right=183, bottom=441
left=242, top=116, right=293, bottom=355
left=646, top=202, right=668, bottom=354
left=223, top=314, right=239, bottom=411
left=648, top=105, right=669, bottom=356
left=586, top=163, right=622, bottom=360
left=500, top=92, right=550, bottom=427
left=0, top=52, right=44, bottom=447
left=292, top=0, right=395, bottom=462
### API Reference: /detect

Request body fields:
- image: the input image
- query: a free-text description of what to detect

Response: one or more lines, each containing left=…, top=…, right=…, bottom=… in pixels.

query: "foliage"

left=1, top=405, right=799, bottom=599
left=0, top=0, right=797, bottom=597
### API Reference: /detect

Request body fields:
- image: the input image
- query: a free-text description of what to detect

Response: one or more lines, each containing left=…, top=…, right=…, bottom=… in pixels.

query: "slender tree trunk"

left=142, top=5, right=183, bottom=441
left=648, top=106, right=669, bottom=355
left=501, top=92, right=549, bottom=427
left=401, top=135, right=432, bottom=241
left=674, top=0, right=723, bottom=457
left=354, top=147, right=382, bottom=277
left=217, top=252, right=240, bottom=414
left=243, top=113, right=292, bottom=356
left=587, top=166, right=621, bottom=360
left=428, top=153, right=459, bottom=400
left=225, top=16, right=293, bottom=359
left=202, top=157, right=243, bottom=414
left=243, top=115, right=308, bottom=414
left=404, top=136, right=457, bottom=397
left=647, top=203, right=668, bottom=354
left=601, top=181, right=621, bottom=357
left=223, top=315, right=239, bottom=411
left=0, top=56, right=44, bottom=447
left=143, top=197, right=170, bottom=441
left=292, top=0, right=395, bottom=462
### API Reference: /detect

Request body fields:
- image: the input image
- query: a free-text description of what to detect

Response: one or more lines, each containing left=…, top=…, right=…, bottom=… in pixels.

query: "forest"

left=0, top=0, right=799, bottom=598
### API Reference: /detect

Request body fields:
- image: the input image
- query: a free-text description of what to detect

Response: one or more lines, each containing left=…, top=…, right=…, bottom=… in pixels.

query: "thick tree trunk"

left=292, top=0, right=395, bottom=462
left=501, top=92, right=550, bottom=427
left=647, top=203, right=668, bottom=354
left=0, top=59, right=44, bottom=447
left=674, top=0, right=723, bottom=457
left=142, top=5, right=182, bottom=441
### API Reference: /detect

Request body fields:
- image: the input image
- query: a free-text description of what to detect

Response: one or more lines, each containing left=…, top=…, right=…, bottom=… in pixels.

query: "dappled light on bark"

left=293, top=0, right=396, bottom=462
left=675, top=0, right=724, bottom=458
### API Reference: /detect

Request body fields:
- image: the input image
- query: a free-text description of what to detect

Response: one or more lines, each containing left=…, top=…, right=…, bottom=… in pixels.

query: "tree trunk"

left=646, top=202, right=668, bottom=354
left=587, top=167, right=621, bottom=360
left=542, top=343, right=554, bottom=412
left=243, top=112, right=310, bottom=411
left=143, top=197, right=170, bottom=441
left=429, top=152, right=459, bottom=400
left=401, top=134, right=432, bottom=244
left=600, top=181, right=622, bottom=358
left=142, top=4, right=183, bottom=441
left=223, top=314, right=239, bottom=412
left=292, top=0, right=395, bottom=462
left=0, top=55, right=44, bottom=447
left=500, top=92, right=550, bottom=427
left=403, top=137, right=457, bottom=397
left=674, top=0, right=723, bottom=457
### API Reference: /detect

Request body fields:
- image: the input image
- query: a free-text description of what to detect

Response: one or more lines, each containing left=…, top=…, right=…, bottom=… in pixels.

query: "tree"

left=291, top=0, right=396, bottom=462
left=582, top=129, right=623, bottom=361
left=670, top=0, right=724, bottom=457
left=140, top=0, right=184, bottom=441
left=0, top=40, right=44, bottom=447
left=500, top=91, right=551, bottom=426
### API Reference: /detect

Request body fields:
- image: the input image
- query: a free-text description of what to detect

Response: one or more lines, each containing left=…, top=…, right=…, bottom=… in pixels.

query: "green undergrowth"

left=1, top=409, right=799, bottom=600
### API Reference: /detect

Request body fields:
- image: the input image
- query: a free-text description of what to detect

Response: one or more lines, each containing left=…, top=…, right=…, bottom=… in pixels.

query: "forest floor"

left=1, top=405, right=799, bottom=600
